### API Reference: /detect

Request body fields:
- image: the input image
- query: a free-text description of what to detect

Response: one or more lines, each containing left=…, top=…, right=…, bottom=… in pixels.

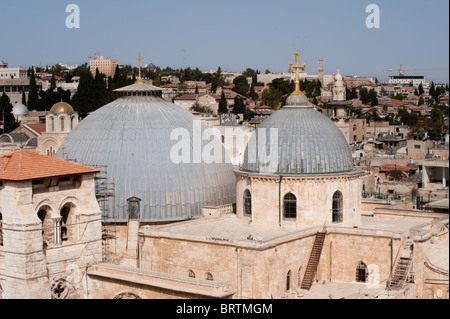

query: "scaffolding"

left=92, top=165, right=117, bottom=263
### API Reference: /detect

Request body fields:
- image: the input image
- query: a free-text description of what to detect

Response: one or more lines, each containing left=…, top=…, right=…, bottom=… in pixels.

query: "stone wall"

left=235, top=171, right=364, bottom=229
left=0, top=173, right=102, bottom=299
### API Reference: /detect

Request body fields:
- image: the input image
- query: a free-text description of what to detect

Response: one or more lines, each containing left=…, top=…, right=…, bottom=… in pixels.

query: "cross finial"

left=289, top=51, right=306, bottom=93
left=135, top=52, right=144, bottom=84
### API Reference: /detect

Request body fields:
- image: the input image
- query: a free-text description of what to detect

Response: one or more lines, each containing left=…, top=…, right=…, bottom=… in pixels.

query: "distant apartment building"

left=0, top=61, right=27, bottom=79
left=89, top=56, right=119, bottom=77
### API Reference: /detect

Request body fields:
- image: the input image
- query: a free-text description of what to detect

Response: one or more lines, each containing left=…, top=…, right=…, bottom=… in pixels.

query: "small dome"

left=11, top=102, right=29, bottom=116
left=50, top=101, right=74, bottom=114
left=335, top=73, right=343, bottom=81
left=241, top=100, right=353, bottom=175
left=286, top=92, right=310, bottom=106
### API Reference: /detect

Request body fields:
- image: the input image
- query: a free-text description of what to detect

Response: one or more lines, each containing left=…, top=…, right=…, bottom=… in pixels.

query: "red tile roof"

left=380, top=164, right=416, bottom=173
left=26, top=123, right=47, bottom=134
left=174, top=94, right=221, bottom=100
left=0, top=150, right=100, bottom=181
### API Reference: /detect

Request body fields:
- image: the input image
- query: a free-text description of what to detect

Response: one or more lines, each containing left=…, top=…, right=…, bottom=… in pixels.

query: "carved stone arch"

left=58, top=196, right=79, bottom=212
left=114, top=292, right=142, bottom=299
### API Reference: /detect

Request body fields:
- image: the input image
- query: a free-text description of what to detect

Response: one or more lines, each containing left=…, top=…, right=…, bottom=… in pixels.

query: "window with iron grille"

left=243, top=189, right=252, bottom=216
left=356, top=262, right=368, bottom=283
left=332, top=191, right=343, bottom=223
left=283, top=193, right=297, bottom=219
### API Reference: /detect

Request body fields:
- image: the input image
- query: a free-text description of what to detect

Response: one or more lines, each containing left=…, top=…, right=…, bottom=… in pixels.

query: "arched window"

left=127, top=197, right=141, bottom=220
left=356, top=262, right=368, bottom=283
left=243, top=189, right=252, bottom=216
left=332, top=191, right=343, bottom=223
left=71, top=116, right=77, bottom=130
left=206, top=272, right=213, bottom=281
left=50, top=116, right=55, bottom=132
left=60, top=117, right=65, bottom=131
left=286, top=270, right=292, bottom=291
left=283, top=193, right=297, bottom=219
left=60, top=203, right=75, bottom=243
left=188, top=270, right=195, bottom=278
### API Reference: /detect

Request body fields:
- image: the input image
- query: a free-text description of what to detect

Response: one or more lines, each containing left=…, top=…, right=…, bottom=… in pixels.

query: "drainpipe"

left=278, top=173, right=283, bottom=228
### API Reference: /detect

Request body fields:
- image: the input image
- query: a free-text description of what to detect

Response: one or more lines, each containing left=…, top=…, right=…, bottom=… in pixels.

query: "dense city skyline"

left=0, top=0, right=449, bottom=83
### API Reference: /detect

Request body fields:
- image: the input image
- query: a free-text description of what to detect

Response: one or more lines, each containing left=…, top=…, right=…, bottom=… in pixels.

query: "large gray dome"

left=57, top=84, right=235, bottom=222
left=241, top=104, right=354, bottom=175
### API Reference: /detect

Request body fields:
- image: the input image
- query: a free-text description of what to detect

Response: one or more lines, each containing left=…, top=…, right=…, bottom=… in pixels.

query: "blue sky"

left=1, top=0, right=449, bottom=83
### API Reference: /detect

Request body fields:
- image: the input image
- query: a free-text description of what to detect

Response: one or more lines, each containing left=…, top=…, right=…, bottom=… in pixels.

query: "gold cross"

left=289, top=51, right=305, bottom=92
left=136, top=52, right=144, bottom=84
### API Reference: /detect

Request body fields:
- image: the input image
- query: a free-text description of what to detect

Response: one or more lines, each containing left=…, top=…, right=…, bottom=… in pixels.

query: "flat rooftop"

left=141, top=213, right=431, bottom=246
left=285, top=281, right=385, bottom=299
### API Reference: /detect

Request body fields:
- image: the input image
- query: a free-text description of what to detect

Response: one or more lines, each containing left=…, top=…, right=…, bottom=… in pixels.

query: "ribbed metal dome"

left=50, top=101, right=75, bottom=114
left=56, top=87, right=235, bottom=222
left=241, top=104, right=354, bottom=175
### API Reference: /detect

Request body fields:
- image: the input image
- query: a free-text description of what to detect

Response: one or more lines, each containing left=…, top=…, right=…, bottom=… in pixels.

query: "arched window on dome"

left=332, top=191, right=343, bottom=223
left=71, top=116, right=76, bottom=131
left=356, top=262, right=368, bottom=283
left=243, top=189, right=252, bottom=216
left=188, top=270, right=195, bottom=278
left=50, top=116, right=55, bottom=132
left=283, top=193, right=297, bottom=220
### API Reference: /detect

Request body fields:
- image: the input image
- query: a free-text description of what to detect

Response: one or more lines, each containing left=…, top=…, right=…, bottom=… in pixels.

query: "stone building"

left=328, top=72, right=367, bottom=144
left=0, top=150, right=102, bottom=299
left=82, top=54, right=449, bottom=300
left=37, top=101, right=79, bottom=157
left=0, top=53, right=447, bottom=300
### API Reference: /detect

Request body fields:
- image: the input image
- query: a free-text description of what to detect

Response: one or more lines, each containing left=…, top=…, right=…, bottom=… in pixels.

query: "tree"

left=232, top=96, right=246, bottom=115
left=248, top=82, right=258, bottom=101
left=22, top=91, right=27, bottom=106
left=418, top=83, right=424, bottom=95
left=0, top=92, right=19, bottom=132
left=390, top=93, right=405, bottom=101
left=92, top=69, right=108, bottom=110
left=418, top=96, right=425, bottom=106
left=429, top=82, right=435, bottom=100
left=28, top=68, right=39, bottom=109
left=261, top=86, right=283, bottom=109
left=369, top=88, right=378, bottom=106
left=359, top=87, right=370, bottom=104
left=233, top=76, right=249, bottom=96
left=71, top=68, right=94, bottom=117
left=50, top=74, right=57, bottom=91
left=218, top=91, right=228, bottom=115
